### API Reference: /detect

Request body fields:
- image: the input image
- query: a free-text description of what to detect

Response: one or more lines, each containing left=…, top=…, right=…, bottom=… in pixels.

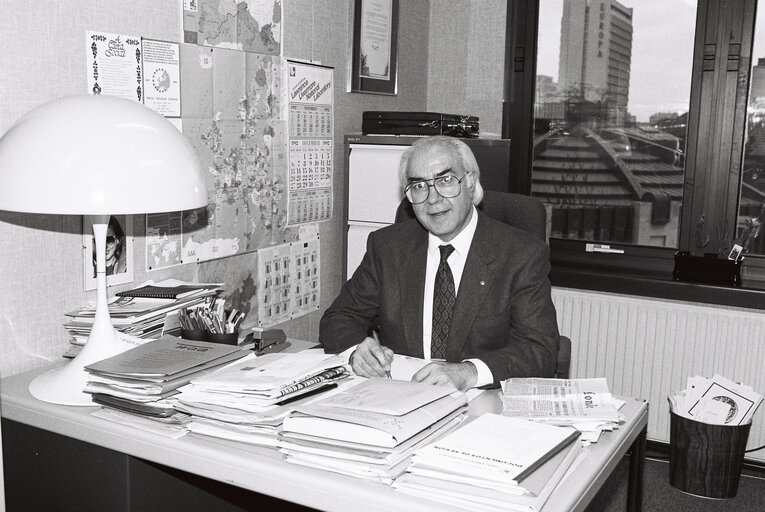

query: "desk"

left=1, top=351, right=648, bottom=512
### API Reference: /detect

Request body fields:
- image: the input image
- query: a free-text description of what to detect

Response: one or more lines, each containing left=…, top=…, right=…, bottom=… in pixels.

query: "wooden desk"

left=1, top=353, right=647, bottom=512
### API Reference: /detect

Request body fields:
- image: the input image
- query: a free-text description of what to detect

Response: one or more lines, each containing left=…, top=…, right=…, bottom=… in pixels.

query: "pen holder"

left=180, top=328, right=239, bottom=346
left=668, top=410, right=751, bottom=499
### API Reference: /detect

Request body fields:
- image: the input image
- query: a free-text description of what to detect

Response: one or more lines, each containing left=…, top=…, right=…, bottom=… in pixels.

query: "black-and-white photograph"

left=82, top=214, right=133, bottom=290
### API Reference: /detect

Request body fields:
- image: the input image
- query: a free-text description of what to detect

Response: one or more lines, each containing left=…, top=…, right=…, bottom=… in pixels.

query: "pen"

left=372, top=330, right=392, bottom=379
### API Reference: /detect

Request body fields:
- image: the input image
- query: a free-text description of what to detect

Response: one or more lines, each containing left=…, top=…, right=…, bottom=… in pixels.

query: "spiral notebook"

left=116, top=283, right=218, bottom=299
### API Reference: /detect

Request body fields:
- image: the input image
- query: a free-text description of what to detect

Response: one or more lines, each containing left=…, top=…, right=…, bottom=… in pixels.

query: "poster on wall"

left=349, top=0, right=399, bottom=95
left=182, top=0, right=282, bottom=56
left=141, top=39, right=181, bottom=117
left=286, top=60, right=334, bottom=225
left=176, top=44, right=295, bottom=265
left=86, top=31, right=142, bottom=101
left=82, top=215, right=134, bottom=290
left=256, top=236, right=321, bottom=326
left=145, top=211, right=184, bottom=271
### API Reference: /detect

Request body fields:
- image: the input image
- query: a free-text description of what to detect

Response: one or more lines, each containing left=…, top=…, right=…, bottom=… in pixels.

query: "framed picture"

left=82, top=215, right=134, bottom=291
left=350, top=0, right=400, bottom=95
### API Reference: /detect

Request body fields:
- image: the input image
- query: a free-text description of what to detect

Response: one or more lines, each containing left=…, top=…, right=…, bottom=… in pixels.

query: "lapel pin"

left=479, top=280, right=485, bottom=286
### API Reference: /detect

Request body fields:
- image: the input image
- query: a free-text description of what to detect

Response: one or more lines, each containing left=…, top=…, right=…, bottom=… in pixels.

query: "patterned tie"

left=431, top=244, right=456, bottom=360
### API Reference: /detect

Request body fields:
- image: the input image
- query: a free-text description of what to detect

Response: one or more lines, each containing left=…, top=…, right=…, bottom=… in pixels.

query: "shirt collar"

left=427, top=205, right=478, bottom=257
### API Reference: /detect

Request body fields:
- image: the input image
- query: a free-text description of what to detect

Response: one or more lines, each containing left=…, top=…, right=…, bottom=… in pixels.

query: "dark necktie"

left=431, top=244, right=456, bottom=360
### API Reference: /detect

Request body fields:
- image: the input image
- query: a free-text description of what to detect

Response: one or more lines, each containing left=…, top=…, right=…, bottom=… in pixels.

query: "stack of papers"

left=83, top=335, right=248, bottom=433
left=63, top=279, right=221, bottom=353
left=500, top=377, right=624, bottom=443
left=393, top=413, right=582, bottom=511
left=174, top=350, right=352, bottom=447
left=669, top=374, right=763, bottom=425
left=279, top=378, right=469, bottom=484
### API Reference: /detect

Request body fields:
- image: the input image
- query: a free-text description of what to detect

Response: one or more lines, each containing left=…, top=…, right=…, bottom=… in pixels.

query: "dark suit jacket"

left=320, top=211, right=560, bottom=386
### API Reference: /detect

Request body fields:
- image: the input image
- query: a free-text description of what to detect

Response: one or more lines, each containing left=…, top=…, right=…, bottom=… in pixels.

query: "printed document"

left=501, top=377, right=621, bottom=423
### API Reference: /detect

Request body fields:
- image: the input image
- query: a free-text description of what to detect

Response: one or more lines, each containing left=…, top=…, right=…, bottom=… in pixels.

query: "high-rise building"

left=558, top=0, right=633, bottom=125
left=750, top=58, right=765, bottom=104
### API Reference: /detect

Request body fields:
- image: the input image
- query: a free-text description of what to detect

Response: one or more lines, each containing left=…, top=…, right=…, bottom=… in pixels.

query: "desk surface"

left=0, top=349, right=648, bottom=512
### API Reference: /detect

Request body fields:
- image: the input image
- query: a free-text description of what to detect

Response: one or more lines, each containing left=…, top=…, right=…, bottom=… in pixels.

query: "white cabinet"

left=345, top=140, right=408, bottom=279
left=348, top=144, right=407, bottom=224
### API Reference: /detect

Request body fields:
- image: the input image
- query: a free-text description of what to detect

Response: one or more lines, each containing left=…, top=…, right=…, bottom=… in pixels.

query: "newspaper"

left=500, top=377, right=621, bottom=423
left=669, top=374, right=763, bottom=425
left=499, top=377, right=624, bottom=443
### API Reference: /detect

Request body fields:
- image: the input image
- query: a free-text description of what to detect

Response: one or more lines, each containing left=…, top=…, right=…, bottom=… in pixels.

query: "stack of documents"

left=393, top=413, right=582, bottom=511
left=500, top=377, right=624, bottom=443
left=279, top=378, right=469, bottom=484
left=669, top=374, right=763, bottom=425
left=63, top=280, right=221, bottom=353
left=83, top=335, right=248, bottom=435
left=174, top=350, right=352, bottom=447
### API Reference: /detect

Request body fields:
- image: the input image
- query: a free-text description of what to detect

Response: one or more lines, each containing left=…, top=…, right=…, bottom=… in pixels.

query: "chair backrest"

left=394, top=190, right=547, bottom=241
left=555, top=336, right=571, bottom=379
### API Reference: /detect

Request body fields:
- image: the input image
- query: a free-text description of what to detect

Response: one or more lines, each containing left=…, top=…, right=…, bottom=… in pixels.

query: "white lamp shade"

left=0, top=94, right=207, bottom=215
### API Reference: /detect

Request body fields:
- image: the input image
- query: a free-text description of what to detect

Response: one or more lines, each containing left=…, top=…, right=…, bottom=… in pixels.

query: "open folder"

left=283, top=378, right=468, bottom=448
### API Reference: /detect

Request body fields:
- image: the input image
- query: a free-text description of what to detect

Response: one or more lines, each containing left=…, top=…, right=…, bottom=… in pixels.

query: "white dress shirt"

left=423, top=206, right=493, bottom=387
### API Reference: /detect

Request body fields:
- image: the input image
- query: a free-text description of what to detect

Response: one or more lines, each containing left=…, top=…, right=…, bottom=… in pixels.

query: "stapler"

left=246, top=327, right=289, bottom=355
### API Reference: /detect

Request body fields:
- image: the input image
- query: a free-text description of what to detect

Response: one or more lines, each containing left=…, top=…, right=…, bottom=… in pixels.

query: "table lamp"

left=0, top=95, right=207, bottom=405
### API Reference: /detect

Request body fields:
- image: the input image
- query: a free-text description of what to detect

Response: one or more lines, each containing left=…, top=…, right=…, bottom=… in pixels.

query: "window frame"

left=504, top=0, right=765, bottom=309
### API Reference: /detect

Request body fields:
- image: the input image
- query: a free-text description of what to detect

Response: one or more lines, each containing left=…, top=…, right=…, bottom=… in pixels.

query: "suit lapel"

left=447, top=215, right=497, bottom=360
left=399, top=230, right=427, bottom=359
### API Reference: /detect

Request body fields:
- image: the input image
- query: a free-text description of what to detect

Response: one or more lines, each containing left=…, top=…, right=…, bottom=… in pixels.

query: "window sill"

left=550, top=268, right=765, bottom=311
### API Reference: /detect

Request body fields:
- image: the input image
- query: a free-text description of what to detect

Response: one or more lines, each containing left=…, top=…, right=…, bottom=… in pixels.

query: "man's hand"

left=349, top=336, right=394, bottom=378
left=412, top=361, right=478, bottom=391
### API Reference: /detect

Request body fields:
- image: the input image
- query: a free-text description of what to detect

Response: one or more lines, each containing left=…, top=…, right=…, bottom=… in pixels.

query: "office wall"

left=0, top=0, right=429, bottom=378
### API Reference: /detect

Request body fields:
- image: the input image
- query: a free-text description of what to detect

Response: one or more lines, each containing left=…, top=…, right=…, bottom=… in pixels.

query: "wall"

left=0, top=0, right=429, bottom=378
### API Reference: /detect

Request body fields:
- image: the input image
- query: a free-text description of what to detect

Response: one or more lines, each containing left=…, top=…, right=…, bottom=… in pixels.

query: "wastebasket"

left=669, top=410, right=751, bottom=498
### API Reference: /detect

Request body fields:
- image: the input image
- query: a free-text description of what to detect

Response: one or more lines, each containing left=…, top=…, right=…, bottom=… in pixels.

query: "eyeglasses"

left=105, top=236, right=118, bottom=245
left=404, top=170, right=471, bottom=204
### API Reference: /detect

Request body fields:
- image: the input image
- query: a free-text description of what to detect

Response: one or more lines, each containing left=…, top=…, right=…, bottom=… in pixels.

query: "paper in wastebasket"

left=668, top=374, right=763, bottom=425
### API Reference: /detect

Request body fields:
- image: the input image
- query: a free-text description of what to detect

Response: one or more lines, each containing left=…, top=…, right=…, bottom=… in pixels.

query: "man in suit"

left=320, top=136, right=559, bottom=391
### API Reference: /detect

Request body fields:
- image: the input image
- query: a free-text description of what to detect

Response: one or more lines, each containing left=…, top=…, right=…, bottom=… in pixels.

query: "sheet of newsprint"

left=286, top=60, right=334, bottom=225
left=141, top=39, right=181, bottom=117
left=501, top=377, right=620, bottom=422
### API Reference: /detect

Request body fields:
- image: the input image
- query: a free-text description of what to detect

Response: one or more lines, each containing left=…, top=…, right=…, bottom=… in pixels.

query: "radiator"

left=551, top=287, right=765, bottom=463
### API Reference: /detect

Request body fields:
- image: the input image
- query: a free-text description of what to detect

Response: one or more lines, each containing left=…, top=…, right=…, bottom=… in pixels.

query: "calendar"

left=286, top=60, right=334, bottom=225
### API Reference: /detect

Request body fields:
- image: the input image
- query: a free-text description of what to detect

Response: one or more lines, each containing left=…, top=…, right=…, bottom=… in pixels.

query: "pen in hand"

left=372, top=330, right=393, bottom=379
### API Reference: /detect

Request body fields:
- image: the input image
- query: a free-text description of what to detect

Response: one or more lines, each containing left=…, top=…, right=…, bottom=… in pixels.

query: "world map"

left=183, top=0, right=281, bottom=55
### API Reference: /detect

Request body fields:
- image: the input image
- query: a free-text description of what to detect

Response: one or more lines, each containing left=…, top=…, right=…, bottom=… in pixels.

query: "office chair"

left=394, top=190, right=571, bottom=379
left=395, top=190, right=547, bottom=241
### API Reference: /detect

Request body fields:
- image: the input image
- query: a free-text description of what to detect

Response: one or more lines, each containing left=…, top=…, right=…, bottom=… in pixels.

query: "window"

left=534, top=0, right=691, bottom=248
left=505, top=0, right=765, bottom=299
left=741, top=1, right=765, bottom=256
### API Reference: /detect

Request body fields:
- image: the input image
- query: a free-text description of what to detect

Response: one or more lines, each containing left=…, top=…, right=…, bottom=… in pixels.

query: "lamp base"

left=28, top=328, right=134, bottom=406
left=28, top=360, right=93, bottom=406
